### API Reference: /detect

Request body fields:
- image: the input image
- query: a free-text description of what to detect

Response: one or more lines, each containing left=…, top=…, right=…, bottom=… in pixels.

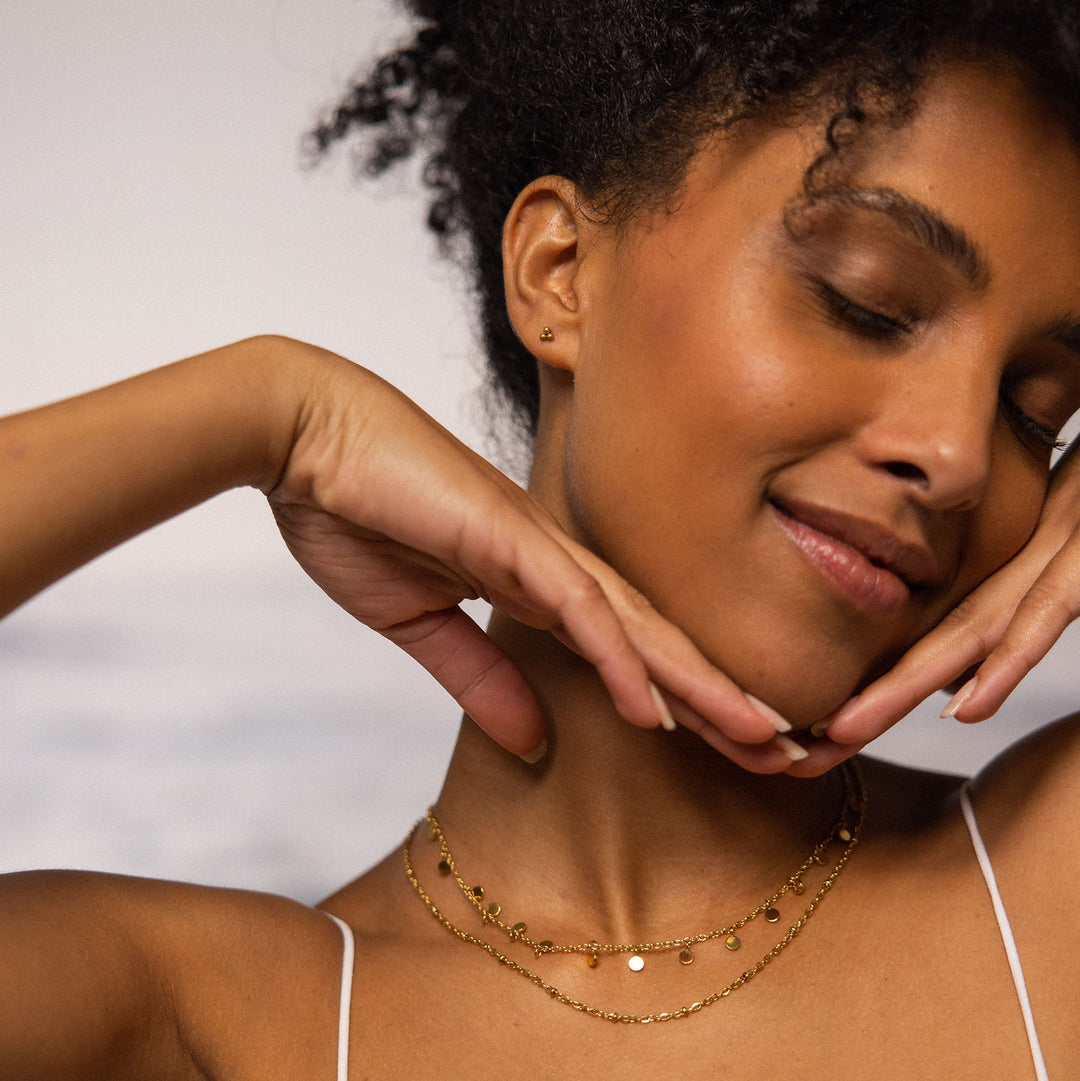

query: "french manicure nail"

left=941, top=677, right=978, bottom=719
left=649, top=682, right=677, bottom=731
left=745, top=693, right=793, bottom=733
left=774, top=734, right=809, bottom=761
left=519, top=738, right=548, bottom=764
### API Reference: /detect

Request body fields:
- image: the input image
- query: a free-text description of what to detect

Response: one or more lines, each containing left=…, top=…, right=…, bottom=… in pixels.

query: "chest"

left=343, top=859, right=1071, bottom=1081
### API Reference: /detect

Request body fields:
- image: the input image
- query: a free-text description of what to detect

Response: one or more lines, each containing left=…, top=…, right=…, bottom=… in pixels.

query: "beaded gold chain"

left=402, top=760, right=866, bottom=1024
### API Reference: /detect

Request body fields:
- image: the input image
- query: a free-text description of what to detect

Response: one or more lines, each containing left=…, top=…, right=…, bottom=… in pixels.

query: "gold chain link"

left=402, top=760, right=865, bottom=1024
left=426, top=766, right=855, bottom=957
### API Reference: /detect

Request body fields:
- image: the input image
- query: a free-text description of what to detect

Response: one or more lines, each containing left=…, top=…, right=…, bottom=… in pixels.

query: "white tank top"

left=960, top=781, right=1048, bottom=1080
left=326, top=914, right=354, bottom=1081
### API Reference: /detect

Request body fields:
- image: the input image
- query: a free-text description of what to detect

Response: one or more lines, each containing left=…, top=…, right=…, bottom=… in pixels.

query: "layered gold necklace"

left=403, top=760, right=866, bottom=1024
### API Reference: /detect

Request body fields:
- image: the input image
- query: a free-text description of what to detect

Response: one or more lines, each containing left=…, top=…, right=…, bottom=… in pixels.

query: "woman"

left=3, top=1, right=1080, bottom=1077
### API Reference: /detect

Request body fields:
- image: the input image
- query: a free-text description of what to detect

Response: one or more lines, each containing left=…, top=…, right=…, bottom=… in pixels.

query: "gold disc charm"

left=838, top=827, right=852, bottom=842
left=486, top=902, right=502, bottom=918
left=437, top=859, right=452, bottom=876
left=725, top=935, right=741, bottom=951
left=471, top=885, right=484, bottom=899
left=628, top=955, right=645, bottom=972
left=511, top=921, right=528, bottom=936
left=535, top=940, right=554, bottom=958
left=586, top=951, right=599, bottom=968
left=678, top=947, right=695, bottom=965
left=764, top=907, right=780, bottom=923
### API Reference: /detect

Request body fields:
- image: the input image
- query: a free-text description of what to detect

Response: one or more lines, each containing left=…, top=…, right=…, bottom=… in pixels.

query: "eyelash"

left=814, top=280, right=914, bottom=340
left=998, top=393, right=1067, bottom=450
left=813, top=279, right=1067, bottom=452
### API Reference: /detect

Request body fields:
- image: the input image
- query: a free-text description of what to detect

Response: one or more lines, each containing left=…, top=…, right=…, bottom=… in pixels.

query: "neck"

left=434, top=616, right=846, bottom=943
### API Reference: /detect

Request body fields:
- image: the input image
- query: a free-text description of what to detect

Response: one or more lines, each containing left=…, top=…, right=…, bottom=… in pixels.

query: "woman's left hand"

left=810, top=441, right=1080, bottom=760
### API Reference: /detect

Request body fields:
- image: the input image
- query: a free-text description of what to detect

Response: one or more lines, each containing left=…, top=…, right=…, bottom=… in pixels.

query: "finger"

left=829, top=519, right=1080, bottom=742
left=626, top=616, right=781, bottom=744
left=822, top=609, right=993, bottom=744
left=781, top=737, right=864, bottom=778
left=551, top=541, right=779, bottom=744
left=495, top=549, right=661, bottom=726
left=456, top=523, right=665, bottom=731
left=950, top=554, right=1080, bottom=722
left=314, top=489, right=666, bottom=736
left=687, top=722, right=796, bottom=773
left=661, top=694, right=809, bottom=773
left=381, top=606, right=546, bottom=755
left=823, top=542, right=1053, bottom=743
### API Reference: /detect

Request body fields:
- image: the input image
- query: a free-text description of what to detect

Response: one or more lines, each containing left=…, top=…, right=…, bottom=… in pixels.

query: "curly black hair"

left=309, top=1, right=1080, bottom=446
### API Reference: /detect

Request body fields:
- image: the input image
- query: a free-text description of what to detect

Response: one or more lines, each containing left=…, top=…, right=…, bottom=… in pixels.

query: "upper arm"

left=0, top=870, right=196, bottom=1081
left=0, top=869, right=343, bottom=1081
left=0, top=869, right=348, bottom=1081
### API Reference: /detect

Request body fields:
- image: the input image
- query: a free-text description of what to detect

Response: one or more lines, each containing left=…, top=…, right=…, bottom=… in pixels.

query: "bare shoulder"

left=0, top=869, right=347, bottom=1081
left=968, top=711, right=1080, bottom=856
left=856, top=713, right=1080, bottom=907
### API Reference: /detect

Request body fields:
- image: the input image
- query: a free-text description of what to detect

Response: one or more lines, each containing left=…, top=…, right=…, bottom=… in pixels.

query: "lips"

left=769, top=498, right=940, bottom=615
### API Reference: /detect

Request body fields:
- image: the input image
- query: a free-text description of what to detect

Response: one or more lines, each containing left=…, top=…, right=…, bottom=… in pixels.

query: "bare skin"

left=2, top=61, right=1080, bottom=1079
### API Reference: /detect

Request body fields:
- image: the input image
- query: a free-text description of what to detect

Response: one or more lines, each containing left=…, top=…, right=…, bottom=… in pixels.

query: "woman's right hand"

left=0, top=335, right=790, bottom=767
left=264, top=341, right=789, bottom=766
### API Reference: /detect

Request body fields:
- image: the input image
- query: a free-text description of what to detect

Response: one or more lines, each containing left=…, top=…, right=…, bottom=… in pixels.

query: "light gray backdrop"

left=2, top=0, right=1075, bottom=904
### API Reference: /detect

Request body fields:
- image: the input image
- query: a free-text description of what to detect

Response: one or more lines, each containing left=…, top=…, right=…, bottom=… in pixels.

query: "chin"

left=749, top=683, right=852, bottom=732
left=711, top=631, right=900, bottom=731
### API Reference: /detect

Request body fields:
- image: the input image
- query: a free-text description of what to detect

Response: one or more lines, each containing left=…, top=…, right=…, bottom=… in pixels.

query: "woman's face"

left=542, top=63, right=1080, bottom=725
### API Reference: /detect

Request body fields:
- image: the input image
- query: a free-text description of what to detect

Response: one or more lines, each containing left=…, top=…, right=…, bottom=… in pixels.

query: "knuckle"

left=453, top=653, right=511, bottom=703
left=619, top=578, right=655, bottom=614
left=930, top=603, right=998, bottom=660
left=1018, top=578, right=1080, bottom=628
left=561, top=572, right=606, bottom=611
left=935, top=596, right=983, bottom=632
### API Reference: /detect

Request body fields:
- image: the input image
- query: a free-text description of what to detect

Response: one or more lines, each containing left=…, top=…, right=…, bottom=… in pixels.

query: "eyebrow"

left=793, top=185, right=1080, bottom=362
left=808, top=186, right=992, bottom=291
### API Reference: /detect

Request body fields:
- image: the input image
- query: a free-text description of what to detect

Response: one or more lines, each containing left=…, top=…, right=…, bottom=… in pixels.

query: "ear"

left=502, top=176, right=593, bottom=373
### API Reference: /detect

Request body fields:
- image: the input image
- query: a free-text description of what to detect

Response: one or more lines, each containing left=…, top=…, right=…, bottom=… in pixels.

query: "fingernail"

left=649, top=682, right=677, bottom=731
left=810, top=720, right=831, bottom=738
left=773, top=734, right=809, bottom=761
left=941, top=677, right=978, bottom=719
left=745, top=693, right=792, bottom=733
left=519, top=738, right=548, bottom=764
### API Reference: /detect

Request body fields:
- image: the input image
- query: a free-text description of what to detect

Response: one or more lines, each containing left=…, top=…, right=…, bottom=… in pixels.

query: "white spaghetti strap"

left=959, top=782, right=1049, bottom=1081
left=325, top=914, right=355, bottom=1081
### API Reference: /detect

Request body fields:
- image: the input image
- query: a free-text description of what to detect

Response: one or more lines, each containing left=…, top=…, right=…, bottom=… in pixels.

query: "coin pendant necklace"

left=402, top=759, right=866, bottom=1024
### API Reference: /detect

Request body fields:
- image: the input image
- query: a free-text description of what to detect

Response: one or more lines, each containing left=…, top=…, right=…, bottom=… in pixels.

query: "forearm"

left=0, top=335, right=307, bottom=618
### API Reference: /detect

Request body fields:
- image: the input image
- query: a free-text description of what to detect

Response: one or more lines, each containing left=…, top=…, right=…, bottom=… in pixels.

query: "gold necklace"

left=402, top=760, right=866, bottom=1024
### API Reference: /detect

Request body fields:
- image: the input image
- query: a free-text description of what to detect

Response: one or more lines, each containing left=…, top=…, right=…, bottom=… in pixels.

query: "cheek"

left=936, top=445, right=1048, bottom=617
left=978, top=479, right=1047, bottom=571
left=562, top=237, right=863, bottom=585
left=574, top=252, right=834, bottom=451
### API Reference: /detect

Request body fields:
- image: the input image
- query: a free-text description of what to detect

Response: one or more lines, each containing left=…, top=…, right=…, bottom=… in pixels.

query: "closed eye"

left=813, top=279, right=1068, bottom=454
left=812, top=280, right=914, bottom=342
left=998, top=391, right=1068, bottom=451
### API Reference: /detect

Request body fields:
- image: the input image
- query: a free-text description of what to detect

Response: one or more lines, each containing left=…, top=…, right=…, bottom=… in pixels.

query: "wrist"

left=194, top=334, right=354, bottom=495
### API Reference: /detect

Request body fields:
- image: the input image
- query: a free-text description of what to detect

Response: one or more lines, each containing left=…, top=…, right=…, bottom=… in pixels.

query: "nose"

left=851, top=362, right=997, bottom=513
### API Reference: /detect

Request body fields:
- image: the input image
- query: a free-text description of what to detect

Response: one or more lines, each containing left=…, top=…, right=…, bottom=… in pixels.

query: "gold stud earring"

left=539, top=326, right=554, bottom=343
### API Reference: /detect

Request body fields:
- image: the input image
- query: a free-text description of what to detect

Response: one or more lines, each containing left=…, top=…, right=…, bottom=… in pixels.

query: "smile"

left=769, top=499, right=938, bottom=615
